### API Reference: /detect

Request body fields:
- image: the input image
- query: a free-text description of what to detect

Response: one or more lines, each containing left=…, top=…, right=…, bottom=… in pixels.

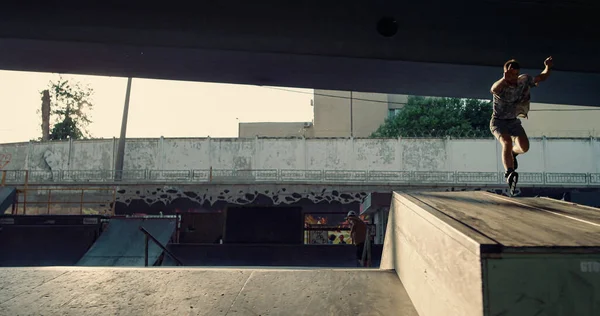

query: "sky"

left=0, top=70, right=314, bottom=144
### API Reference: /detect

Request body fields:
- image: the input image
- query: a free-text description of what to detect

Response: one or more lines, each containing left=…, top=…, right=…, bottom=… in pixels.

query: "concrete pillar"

left=303, top=137, right=308, bottom=170
left=542, top=136, right=547, bottom=173
left=158, top=136, right=165, bottom=170
left=67, top=137, right=73, bottom=170
left=207, top=137, right=212, bottom=169
left=41, top=90, right=50, bottom=141
left=114, top=77, right=133, bottom=180
left=254, top=136, right=259, bottom=169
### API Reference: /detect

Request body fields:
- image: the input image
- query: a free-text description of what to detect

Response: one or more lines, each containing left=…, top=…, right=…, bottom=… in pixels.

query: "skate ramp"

left=0, top=267, right=418, bottom=316
left=77, top=218, right=176, bottom=266
left=382, top=191, right=600, bottom=316
left=0, top=187, right=15, bottom=214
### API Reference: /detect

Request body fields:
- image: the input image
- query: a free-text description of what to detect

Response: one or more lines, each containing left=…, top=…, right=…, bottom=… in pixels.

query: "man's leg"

left=491, top=119, right=514, bottom=170
left=510, top=122, right=530, bottom=170
left=513, top=134, right=530, bottom=154
left=497, top=133, right=519, bottom=195
left=491, top=118, right=518, bottom=194
left=356, top=242, right=365, bottom=267
left=498, top=134, right=515, bottom=172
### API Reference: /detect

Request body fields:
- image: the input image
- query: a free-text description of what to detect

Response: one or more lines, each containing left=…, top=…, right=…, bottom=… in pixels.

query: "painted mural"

left=113, top=184, right=368, bottom=215
left=304, top=212, right=372, bottom=245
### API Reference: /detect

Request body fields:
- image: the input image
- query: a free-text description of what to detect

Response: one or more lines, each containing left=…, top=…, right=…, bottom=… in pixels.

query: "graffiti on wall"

left=115, top=185, right=368, bottom=207
left=113, top=184, right=368, bottom=215
left=0, top=153, right=11, bottom=170
left=42, top=150, right=60, bottom=171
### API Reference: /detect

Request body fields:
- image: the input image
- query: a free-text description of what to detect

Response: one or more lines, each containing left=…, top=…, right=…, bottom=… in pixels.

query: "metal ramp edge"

left=76, top=218, right=176, bottom=266
left=0, top=187, right=16, bottom=214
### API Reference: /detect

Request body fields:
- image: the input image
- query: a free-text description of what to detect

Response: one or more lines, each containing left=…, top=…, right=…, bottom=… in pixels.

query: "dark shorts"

left=490, top=117, right=526, bottom=139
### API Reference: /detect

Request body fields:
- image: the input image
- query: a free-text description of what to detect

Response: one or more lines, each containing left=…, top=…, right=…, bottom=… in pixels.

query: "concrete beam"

left=0, top=1, right=599, bottom=105
left=2, top=1, right=599, bottom=71
left=1, top=38, right=599, bottom=106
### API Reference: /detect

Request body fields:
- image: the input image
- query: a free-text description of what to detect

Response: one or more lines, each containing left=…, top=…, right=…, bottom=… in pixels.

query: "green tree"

left=41, top=76, right=94, bottom=140
left=370, top=95, right=492, bottom=138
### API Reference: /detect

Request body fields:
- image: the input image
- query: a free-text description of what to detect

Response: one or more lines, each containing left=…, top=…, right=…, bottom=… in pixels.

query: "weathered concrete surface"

left=1, top=137, right=598, bottom=174
left=0, top=267, right=418, bottom=316
left=381, top=191, right=600, bottom=316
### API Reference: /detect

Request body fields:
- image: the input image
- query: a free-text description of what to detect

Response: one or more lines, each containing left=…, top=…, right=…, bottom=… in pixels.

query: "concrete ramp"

left=0, top=267, right=418, bottom=315
left=0, top=187, right=15, bottom=214
left=77, top=218, right=176, bottom=266
left=382, top=191, right=600, bottom=316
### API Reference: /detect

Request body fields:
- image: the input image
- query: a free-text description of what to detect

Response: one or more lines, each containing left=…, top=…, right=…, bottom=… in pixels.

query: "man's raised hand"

left=544, top=56, right=553, bottom=68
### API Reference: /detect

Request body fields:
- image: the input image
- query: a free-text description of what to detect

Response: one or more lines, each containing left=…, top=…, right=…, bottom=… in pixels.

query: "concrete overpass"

left=1, top=1, right=600, bottom=104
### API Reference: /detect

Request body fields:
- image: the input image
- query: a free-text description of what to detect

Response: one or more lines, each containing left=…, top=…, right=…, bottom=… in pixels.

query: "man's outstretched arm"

left=534, top=56, right=553, bottom=84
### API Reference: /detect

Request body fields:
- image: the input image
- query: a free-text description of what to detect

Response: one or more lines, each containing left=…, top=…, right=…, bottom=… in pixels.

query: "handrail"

left=139, top=226, right=183, bottom=267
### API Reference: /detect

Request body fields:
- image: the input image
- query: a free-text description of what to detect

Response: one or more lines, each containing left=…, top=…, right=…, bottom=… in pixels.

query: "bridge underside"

left=1, top=1, right=600, bottom=105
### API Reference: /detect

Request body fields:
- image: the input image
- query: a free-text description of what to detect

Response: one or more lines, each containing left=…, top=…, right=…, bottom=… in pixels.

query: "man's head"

left=346, top=211, right=359, bottom=223
left=504, top=59, right=520, bottom=76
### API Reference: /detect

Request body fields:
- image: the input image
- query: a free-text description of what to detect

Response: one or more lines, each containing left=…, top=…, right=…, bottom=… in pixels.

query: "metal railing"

left=140, top=226, right=183, bottom=267
left=11, top=187, right=116, bottom=216
left=1, top=169, right=599, bottom=186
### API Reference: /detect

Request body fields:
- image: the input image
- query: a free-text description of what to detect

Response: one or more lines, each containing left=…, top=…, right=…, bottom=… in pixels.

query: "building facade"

left=239, top=90, right=600, bottom=138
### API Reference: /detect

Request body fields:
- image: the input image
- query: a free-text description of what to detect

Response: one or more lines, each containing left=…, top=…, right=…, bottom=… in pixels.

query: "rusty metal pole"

left=47, top=189, right=52, bottom=214
left=144, top=234, right=149, bottom=267
left=80, top=189, right=84, bottom=215
left=111, top=187, right=117, bottom=216
left=23, top=170, right=29, bottom=215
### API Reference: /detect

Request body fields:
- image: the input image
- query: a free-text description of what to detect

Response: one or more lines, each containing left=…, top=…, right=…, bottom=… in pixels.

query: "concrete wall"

left=312, top=90, right=390, bottom=138
left=0, top=137, right=598, bottom=173
left=521, top=103, right=600, bottom=138
left=239, top=122, right=315, bottom=138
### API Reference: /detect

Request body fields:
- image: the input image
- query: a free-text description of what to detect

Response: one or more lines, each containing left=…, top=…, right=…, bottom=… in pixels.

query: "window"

left=388, top=109, right=401, bottom=119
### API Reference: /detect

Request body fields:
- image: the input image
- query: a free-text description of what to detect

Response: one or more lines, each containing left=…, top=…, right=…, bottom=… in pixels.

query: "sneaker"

left=513, top=153, right=519, bottom=170
left=506, top=171, right=519, bottom=196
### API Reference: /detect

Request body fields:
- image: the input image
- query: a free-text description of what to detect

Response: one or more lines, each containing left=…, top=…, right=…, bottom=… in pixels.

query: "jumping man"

left=490, top=56, right=553, bottom=195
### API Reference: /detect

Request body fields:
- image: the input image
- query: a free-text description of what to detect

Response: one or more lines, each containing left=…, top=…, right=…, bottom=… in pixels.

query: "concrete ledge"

left=382, top=191, right=600, bottom=316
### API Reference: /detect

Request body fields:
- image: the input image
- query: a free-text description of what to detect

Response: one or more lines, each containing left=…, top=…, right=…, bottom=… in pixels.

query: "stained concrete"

left=0, top=267, right=418, bottom=316
left=0, top=137, right=598, bottom=174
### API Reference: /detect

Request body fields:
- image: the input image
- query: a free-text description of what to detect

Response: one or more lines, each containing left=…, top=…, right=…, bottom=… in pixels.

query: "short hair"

left=504, top=59, right=520, bottom=71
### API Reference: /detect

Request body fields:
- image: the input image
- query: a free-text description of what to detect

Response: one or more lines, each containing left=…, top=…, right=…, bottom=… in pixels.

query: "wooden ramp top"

left=0, top=267, right=418, bottom=316
left=396, top=191, right=600, bottom=252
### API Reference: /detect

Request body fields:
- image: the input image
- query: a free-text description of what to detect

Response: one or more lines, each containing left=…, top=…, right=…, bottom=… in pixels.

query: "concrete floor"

left=0, top=267, right=418, bottom=316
